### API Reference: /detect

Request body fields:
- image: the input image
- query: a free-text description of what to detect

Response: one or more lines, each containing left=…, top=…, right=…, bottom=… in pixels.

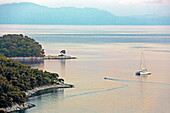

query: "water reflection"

left=136, top=75, right=148, bottom=98
left=29, top=89, right=64, bottom=101
left=19, top=89, right=65, bottom=113
left=136, top=75, right=148, bottom=82
left=16, top=89, right=64, bottom=113
left=13, top=59, right=44, bottom=69
left=16, top=59, right=68, bottom=76
left=60, top=59, right=66, bottom=76
left=18, top=110, right=26, bottom=113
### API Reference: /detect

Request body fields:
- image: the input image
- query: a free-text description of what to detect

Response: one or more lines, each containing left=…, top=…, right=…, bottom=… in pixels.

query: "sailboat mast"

left=139, top=51, right=146, bottom=69
left=143, top=51, right=146, bottom=68
left=139, top=51, right=143, bottom=69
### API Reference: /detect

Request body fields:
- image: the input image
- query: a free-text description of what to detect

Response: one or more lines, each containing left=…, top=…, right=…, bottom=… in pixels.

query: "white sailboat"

left=135, top=51, right=151, bottom=76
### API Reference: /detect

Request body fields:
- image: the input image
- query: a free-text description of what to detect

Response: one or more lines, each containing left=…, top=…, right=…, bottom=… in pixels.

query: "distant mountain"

left=0, top=2, right=169, bottom=25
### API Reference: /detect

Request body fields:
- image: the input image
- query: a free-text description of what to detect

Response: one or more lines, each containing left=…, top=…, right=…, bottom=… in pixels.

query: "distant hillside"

left=0, top=2, right=170, bottom=25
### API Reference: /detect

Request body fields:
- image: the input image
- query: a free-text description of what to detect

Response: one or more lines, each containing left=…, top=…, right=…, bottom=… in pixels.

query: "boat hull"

left=135, top=71, right=151, bottom=76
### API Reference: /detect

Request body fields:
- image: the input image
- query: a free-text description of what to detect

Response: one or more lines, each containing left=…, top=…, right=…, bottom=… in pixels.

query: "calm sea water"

left=1, top=25, right=170, bottom=113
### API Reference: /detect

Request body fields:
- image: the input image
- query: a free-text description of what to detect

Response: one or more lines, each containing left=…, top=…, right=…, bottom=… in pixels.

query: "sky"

left=0, top=0, right=170, bottom=16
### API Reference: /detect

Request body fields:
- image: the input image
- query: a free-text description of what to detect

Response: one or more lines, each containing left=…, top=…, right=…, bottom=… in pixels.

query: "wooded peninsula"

left=0, top=55, right=60, bottom=107
left=0, top=34, right=72, bottom=112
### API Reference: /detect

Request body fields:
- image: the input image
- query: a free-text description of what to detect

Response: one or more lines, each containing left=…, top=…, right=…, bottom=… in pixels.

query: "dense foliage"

left=0, top=55, right=59, bottom=108
left=0, top=34, right=45, bottom=57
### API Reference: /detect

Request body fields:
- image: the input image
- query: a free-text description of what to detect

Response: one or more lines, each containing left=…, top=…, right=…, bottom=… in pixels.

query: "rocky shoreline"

left=1, top=84, right=74, bottom=113
left=26, top=84, right=74, bottom=97
left=0, top=103, right=35, bottom=113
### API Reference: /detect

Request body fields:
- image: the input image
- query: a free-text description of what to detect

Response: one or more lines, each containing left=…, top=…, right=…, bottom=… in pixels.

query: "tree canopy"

left=0, top=55, right=59, bottom=108
left=0, top=34, right=45, bottom=57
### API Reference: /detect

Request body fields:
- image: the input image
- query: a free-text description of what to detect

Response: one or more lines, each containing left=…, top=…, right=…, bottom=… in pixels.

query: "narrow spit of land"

left=1, top=84, right=73, bottom=113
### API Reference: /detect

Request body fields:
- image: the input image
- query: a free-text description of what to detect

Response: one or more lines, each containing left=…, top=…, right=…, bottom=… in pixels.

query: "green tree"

left=0, top=56, right=62, bottom=108
left=0, top=34, right=45, bottom=57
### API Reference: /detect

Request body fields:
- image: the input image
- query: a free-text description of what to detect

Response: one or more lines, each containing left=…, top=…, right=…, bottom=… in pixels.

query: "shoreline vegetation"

left=9, top=55, right=77, bottom=60
left=0, top=34, right=75, bottom=112
left=0, top=55, right=74, bottom=113
left=0, top=84, right=73, bottom=113
left=0, top=34, right=77, bottom=60
left=0, top=34, right=45, bottom=57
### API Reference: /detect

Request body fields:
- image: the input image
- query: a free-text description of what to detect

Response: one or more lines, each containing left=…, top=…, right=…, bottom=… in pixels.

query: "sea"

left=0, top=25, right=170, bottom=113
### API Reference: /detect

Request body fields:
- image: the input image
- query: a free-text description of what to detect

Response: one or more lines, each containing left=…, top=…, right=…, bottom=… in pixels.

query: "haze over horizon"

left=0, top=0, right=170, bottom=16
left=0, top=2, right=170, bottom=25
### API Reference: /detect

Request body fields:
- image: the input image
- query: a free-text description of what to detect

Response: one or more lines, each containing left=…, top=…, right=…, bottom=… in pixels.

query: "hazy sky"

left=0, top=0, right=170, bottom=16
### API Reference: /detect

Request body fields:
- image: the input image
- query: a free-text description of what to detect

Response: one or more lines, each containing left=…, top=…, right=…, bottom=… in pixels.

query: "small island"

left=0, top=34, right=77, bottom=60
left=0, top=34, right=74, bottom=112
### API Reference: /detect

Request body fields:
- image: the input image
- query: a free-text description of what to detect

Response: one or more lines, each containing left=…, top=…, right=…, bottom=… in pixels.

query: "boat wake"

left=105, top=78, right=170, bottom=86
left=65, top=84, right=128, bottom=99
